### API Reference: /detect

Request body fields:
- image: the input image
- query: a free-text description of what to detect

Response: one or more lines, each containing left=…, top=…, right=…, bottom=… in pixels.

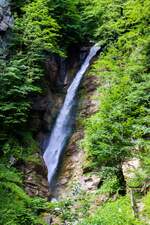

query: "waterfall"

left=43, top=45, right=101, bottom=185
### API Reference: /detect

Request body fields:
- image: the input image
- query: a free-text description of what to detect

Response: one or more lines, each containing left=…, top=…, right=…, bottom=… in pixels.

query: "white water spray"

left=43, top=45, right=101, bottom=184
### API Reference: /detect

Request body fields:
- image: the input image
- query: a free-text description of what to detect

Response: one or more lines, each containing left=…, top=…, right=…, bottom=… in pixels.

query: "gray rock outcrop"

left=0, top=0, right=13, bottom=58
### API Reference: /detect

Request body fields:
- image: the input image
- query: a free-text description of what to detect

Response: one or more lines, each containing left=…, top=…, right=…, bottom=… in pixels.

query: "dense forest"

left=0, top=0, right=149, bottom=224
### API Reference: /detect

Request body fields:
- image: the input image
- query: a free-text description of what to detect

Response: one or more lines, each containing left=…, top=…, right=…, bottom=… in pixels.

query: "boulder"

left=84, top=174, right=101, bottom=191
left=122, top=158, right=141, bottom=180
left=122, top=157, right=141, bottom=189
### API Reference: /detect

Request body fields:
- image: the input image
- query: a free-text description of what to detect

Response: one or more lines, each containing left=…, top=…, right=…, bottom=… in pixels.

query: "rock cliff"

left=0, top=0, right=13, bottom=58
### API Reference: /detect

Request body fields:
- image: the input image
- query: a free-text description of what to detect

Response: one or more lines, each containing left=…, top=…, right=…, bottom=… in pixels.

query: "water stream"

left=43, top=45, right=101, bottom=186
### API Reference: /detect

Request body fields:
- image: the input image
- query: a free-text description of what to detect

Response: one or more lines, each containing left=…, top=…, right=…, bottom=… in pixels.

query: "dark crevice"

left=117, top=165, right=126, bottom=196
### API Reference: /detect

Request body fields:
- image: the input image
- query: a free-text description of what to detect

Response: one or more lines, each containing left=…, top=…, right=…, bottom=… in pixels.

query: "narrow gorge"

left=0, top=0, right=149, bottom=225
left=43, top=45, right=100, bottom=192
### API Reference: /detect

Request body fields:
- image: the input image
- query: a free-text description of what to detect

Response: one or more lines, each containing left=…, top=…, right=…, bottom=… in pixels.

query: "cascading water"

left=43, top=45, right=101, bottom=185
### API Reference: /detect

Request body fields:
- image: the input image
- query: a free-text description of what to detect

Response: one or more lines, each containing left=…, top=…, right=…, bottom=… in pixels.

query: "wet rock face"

left=0, top=0, right=13, bottom=58
left=33, top=47, right=89, bottom=145
left=19, top=156, right=50, bottom=198
left=45, top=55, right=68, bottom=90
left=45, top=55, right=60, bottom=89
left=30, top=56, right=67, bottom=137
left=0, top=0, right=13, bottom=32
left=31, top=90, right=63, bottom=134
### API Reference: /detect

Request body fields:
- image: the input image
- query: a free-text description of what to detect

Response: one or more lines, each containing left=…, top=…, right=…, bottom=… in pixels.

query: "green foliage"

left=99, top=175, right=120, bottom=194
left=142, top=192, right=150, bottom=220
left=0, top=164, right=22, bottom=183
left=80, top=6, right=150, bottom=225
left=0, top=164, right=47, bottom=225
left=0, top=133, right=47, bottom=224
left=0, top=56, right=41, bottom=133
left=0, top=0, right=61, bottom=139
left=81, top=197, right=143, bottom=225
left=1, top=0, right=65, bottom=141
left=83, top=0, right=150, bottom=44
left=83, top=0, right=150, bottom=173
left=2, top=132, right=38, bottom=164
left=82, top=0, right=125, bottom=43
left=48, top=0, right=84, bottom=47
left=20, top=0, right=60, bottom=53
